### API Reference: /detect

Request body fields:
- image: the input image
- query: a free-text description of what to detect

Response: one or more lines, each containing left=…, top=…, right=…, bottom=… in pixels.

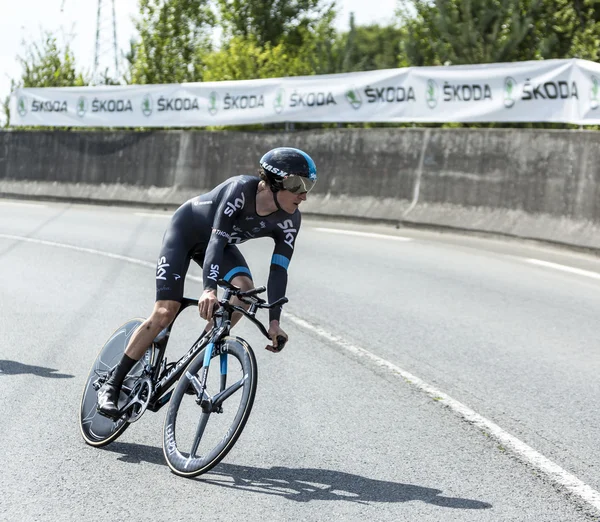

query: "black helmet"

left=259, top=147, right=317, bottom=193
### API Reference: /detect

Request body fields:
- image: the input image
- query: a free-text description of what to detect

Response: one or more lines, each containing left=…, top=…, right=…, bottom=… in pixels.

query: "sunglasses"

left=281, top=175, right=316, bottom=194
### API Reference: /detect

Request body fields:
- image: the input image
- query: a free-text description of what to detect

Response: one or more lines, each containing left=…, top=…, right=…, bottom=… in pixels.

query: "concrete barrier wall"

left=2, top=128, right=600, bottom=250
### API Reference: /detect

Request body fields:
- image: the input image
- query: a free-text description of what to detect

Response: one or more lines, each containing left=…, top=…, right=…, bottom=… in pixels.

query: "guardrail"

left=2, top=128, right=600, bottom=250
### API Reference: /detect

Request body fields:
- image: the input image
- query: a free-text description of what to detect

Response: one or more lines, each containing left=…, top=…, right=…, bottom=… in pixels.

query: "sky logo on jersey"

left=224, top=192, right=245, bottom=217
left=277, top=219, right=297, bottom=249
left=156, top=256, right=169, bottom=280
left=208, top=264, right=219, bottom=281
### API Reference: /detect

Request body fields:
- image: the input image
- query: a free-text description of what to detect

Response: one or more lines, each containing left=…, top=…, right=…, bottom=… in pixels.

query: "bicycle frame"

left=141, top=283, right=280, bottom=414
left=142, top=297, right=224, bottom=412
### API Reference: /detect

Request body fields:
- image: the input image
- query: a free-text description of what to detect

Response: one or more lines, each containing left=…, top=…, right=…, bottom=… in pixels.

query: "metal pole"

left=94, top=0, right=102, bottom=81
left=112, top=0, right=119, bottom=77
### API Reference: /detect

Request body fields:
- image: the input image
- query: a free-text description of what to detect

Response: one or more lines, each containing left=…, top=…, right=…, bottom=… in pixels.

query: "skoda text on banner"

left=10, top=59, right=600, bottom=127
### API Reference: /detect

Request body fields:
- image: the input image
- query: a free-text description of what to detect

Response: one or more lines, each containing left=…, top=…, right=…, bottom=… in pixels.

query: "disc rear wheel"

left=79, top=319, right=156, bottom=447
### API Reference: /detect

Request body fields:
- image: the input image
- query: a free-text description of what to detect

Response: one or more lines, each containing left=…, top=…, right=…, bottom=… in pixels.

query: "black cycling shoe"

left=96, top=381, right=122, bottom=419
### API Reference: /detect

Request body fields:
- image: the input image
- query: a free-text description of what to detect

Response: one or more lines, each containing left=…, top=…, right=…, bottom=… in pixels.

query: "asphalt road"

left=1, top=199, right=600, bottom=521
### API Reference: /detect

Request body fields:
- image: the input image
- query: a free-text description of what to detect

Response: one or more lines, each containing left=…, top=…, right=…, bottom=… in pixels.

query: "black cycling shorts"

left=155, top=201, right=253, bottom=302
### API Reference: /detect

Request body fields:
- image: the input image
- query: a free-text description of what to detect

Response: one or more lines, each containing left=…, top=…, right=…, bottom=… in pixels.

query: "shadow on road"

left=103, top=442, right=491, bottom=509
left=0, top=359, right=74, bottom=378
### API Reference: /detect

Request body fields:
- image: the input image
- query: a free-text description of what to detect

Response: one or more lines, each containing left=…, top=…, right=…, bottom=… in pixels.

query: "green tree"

left=337, top=13, right=405, bottom=72
left=535, top=0, right=600, bottom=60
left=398, top=0, right=546, bottom=66
left=203, top=4, right=338, bottom=80
left=397, top=0, right=600, bottom=67
left=217, top=0, right=334, bottom=48
left=202, top=37, right=313, bottom=81
left=2, top=32, right=86, bottom=126
left=17, top=32, right=86, bottom=87
left=129, top=0, right=215, bottom=84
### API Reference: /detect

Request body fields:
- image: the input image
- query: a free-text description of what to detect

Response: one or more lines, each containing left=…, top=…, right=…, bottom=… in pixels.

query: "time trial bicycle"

left=79, top=280, right=287, bottom=477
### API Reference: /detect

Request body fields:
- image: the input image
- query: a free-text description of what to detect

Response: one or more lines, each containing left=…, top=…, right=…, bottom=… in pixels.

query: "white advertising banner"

left=9, top=58, right=600, bottom=127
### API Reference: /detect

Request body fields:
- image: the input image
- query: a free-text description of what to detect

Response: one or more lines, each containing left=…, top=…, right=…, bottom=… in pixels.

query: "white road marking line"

left=0, top=201, right=47, bottom=208
left=314, top=228, right=412, bottom=241
left=0, top=233, right=205, bottom=283
left=526, top=258, right=600, bottom=280
left=3, top=232, right=600, bottom=512
left=134, top=212, right=171, bottom=219
left=0, top=233, right=205, bottom=284
left=283, top=311, right=600, bottom=513
left=0, top=234, right=155, bottom=268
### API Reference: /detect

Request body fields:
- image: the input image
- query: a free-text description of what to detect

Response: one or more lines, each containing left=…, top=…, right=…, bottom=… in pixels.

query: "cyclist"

left=96, top=147, right=317, bottom=419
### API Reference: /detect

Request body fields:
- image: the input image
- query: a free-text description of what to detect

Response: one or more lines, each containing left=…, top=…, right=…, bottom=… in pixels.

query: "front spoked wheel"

left=163, top=336, right=257, bottom=477
left=79, top=318, right=156, bottom=447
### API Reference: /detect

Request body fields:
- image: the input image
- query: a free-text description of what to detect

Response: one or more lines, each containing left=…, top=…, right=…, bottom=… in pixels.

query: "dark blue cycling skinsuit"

left=155, top=175, right=301, bottom=321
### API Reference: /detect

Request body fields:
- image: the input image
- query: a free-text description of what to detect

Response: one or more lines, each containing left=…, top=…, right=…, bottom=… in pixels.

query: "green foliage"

left=17, top=32, right=87, bottom=88
left=6, top=0, right=600, bottom=131
left=399, top=0, right=546, bottom=66
left=535, top=0, right=600, bottom=60
left=128, top=0, right=216, bottom=84
left=202, top=37, right=310, bottom=81
left=337, top=14, right=405, bottom=72
left=203, top=5, right=338, bottom=80
left=217, top=0, right=332, bottom=48
left=397, top=0, right=600, bottom=67
left=2, top=32, right=87, bottom=127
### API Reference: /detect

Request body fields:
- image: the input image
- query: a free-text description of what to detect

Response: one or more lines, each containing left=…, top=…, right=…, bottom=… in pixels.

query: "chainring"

left=124, top=377, right=153, bottom=423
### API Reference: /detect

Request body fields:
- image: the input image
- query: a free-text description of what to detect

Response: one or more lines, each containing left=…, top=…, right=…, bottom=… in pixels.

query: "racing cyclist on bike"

left=96, top=147, right=317, bottom=419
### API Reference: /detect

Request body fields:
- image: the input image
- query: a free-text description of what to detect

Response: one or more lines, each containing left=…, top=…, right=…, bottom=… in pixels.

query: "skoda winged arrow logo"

left=504, top=77, right=516, bottom=108
left=142, top=94, right=153, bottom=116
left=17, top=96, right=27, bottom=117
left=426, top=79, right=438, bottom=109
left=209, top=91, right=218, bottom=115
left=345, top=88, right=362, bottom=110
left=77, top=96, right=87, bottom=118
left=273, top=88, right=285, bottom=114
left=590, top=76, right=599, bottom=110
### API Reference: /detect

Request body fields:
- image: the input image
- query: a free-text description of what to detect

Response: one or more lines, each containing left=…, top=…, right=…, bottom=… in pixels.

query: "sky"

left=0, top=0, right=399, bottom=119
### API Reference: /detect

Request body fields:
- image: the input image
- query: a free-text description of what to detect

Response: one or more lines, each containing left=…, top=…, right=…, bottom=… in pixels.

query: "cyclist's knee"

left=151, top=300, right=180, bottom=329
left=231, top=275, right=253, bottom=292
left=230, top=275, right=253, bottom=309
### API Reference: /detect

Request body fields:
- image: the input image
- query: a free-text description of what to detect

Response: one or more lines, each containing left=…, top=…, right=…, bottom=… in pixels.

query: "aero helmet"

left=259, top=147, right=317, bottom=193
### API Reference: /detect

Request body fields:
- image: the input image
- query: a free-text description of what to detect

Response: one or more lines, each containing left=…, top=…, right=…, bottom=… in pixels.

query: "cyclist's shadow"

left=207, top=463, right=491, bottom=508
left=0, top=360, right=73, bottom=378
left=104, top=442, right=491, bottom=509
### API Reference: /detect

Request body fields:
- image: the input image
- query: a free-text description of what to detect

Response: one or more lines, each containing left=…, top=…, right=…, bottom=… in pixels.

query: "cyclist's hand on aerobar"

left=198, top=289, right=219, bottom=321
left=266, top=321, right=288, bottom=353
